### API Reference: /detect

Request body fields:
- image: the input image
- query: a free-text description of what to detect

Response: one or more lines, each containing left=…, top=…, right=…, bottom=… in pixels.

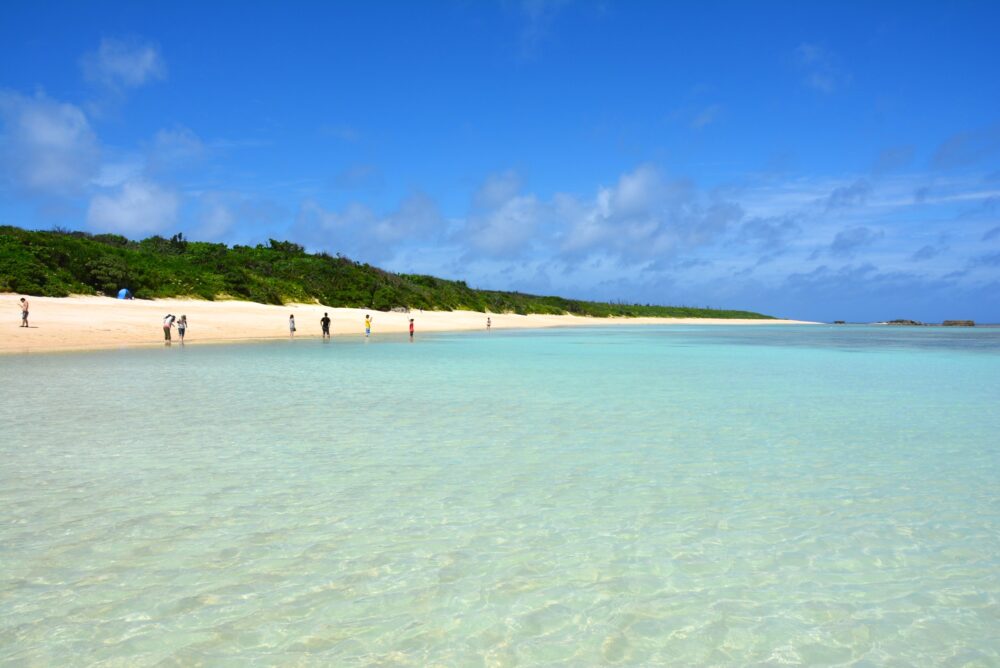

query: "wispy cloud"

left=149, top=126, right=205, bottom=171
left=691, top=104, right=723, bottom=130
left=873, top=145, right=914, bottom=174
left=828, top=226, right=884, bottom=257
left=332, top=164, right=383, bottom=190
left=519, top=0, right=570, bottom=57
left=81, top=37, right=166, bottom=90
left=911, top=244, right=943, bottom=262
left=795, top=43, right=850, bottom=94
left=823, top=178, right=871, bottom=210
left=320, top=124, right=361, bottom=142
left=933, top=124, right=1000, bottom=169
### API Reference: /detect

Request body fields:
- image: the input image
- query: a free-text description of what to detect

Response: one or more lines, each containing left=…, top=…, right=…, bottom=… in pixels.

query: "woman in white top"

left=163, top=314, right=175, bottom=342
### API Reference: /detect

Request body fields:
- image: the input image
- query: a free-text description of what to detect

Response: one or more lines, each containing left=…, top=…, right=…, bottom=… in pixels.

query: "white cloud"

left=465, top=195, right=542, bottom=256
left=82, top=38, right=166, bottom=90
left=197, top=197, right=236, bottom=240
left=91, top=155, right=144, bottom=188
left=555, top=164, right=741, bottom=260
left=474, top=170, right=523, bottom=209
left=0, top=91, right=100, bottom=195
left=295, top=193, right=445, bottom=261
left=87, top=179, right=179, bottom=234
left=193, top=191, right=289, bottom=242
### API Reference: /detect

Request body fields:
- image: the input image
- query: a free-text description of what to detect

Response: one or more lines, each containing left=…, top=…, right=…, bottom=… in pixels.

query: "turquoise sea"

left=1, top=325, right=999, bottom=666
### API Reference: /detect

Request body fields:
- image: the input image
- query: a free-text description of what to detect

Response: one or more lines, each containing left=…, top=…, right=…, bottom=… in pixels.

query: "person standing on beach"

left=409, top=318, right=414, bottom=339
left=487, top=316, right=491, bottom=331
left=163, top=314, right=175, bottom=342
left=19, top=298, right=29, bottom=327
left=365, top=314, right=372, bottom=337
left=320, top=312, right=331, bottom=338
left=289, top=314, right=297, bottom=337
left=177, top=315, right=188, bottom=342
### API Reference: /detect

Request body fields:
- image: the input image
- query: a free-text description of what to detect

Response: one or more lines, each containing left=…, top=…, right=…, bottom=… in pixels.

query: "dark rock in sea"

left=942, top=320, right=975, bottom=327
left=833, top=320, right=846, bottom=324
left=886, top=319, right=923, bottom=326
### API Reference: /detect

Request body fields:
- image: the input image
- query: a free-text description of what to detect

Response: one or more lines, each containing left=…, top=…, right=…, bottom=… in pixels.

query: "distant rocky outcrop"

left=886, top=319, right=923, bottom=326
left=942, top=320, right=975, bottom=327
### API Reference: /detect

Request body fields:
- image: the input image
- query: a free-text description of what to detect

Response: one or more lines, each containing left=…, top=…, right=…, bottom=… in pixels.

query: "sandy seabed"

left=1, top=294, right=815, bottom=354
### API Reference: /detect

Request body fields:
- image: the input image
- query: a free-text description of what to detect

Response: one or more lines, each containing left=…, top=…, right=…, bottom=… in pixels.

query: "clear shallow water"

left=1, top=325, right=999, bottom=666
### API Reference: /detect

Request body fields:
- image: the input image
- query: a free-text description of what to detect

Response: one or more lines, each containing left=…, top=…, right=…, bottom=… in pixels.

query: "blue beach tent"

left=117, top=288, right=132, bottom=299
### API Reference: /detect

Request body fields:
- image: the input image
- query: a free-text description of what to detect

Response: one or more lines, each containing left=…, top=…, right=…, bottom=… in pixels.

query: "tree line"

left=0, top=225, right=773, bottom=319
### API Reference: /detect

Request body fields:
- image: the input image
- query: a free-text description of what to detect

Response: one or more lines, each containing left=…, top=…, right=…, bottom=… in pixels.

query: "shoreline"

left=2, top=294, right=817, bottom=355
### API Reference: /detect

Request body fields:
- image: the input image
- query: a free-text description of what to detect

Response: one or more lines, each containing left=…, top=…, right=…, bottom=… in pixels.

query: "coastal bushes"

left=0, top=225, right=774, bottom=319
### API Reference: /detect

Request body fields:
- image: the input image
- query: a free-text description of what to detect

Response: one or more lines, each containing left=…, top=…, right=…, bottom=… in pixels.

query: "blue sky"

left=2, top=1, right=999, bottom=322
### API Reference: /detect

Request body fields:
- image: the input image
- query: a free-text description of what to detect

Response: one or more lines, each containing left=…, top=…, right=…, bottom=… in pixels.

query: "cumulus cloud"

left=0, top=91, right=100, bottom=195
left=195, top=192, right=288, bottom=241
left=555, top=165, right=743, bottom=260
left=198, top=197, right=235, bottom=240
left=453, top=165, right=746, bottom=267
left=474, top=170, right=523, bottom=209
left=87, top=179, right=179, bottom=234
left=81, top=38, right=166, bottom=90
left=464, top=194, right=543, bottom=257
left=295, top=193, right=445, bottom=261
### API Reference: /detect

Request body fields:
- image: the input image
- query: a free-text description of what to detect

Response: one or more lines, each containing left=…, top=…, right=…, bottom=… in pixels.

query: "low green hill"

left=0, top=225, right=774, bottom=319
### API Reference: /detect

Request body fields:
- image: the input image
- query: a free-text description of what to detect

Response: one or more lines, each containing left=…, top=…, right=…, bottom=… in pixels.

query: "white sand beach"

left=1, top=294, right=816, bottom=354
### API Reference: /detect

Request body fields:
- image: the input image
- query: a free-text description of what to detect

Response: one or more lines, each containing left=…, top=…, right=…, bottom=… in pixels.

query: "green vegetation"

left=0, top=225, right=774, bottom=319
